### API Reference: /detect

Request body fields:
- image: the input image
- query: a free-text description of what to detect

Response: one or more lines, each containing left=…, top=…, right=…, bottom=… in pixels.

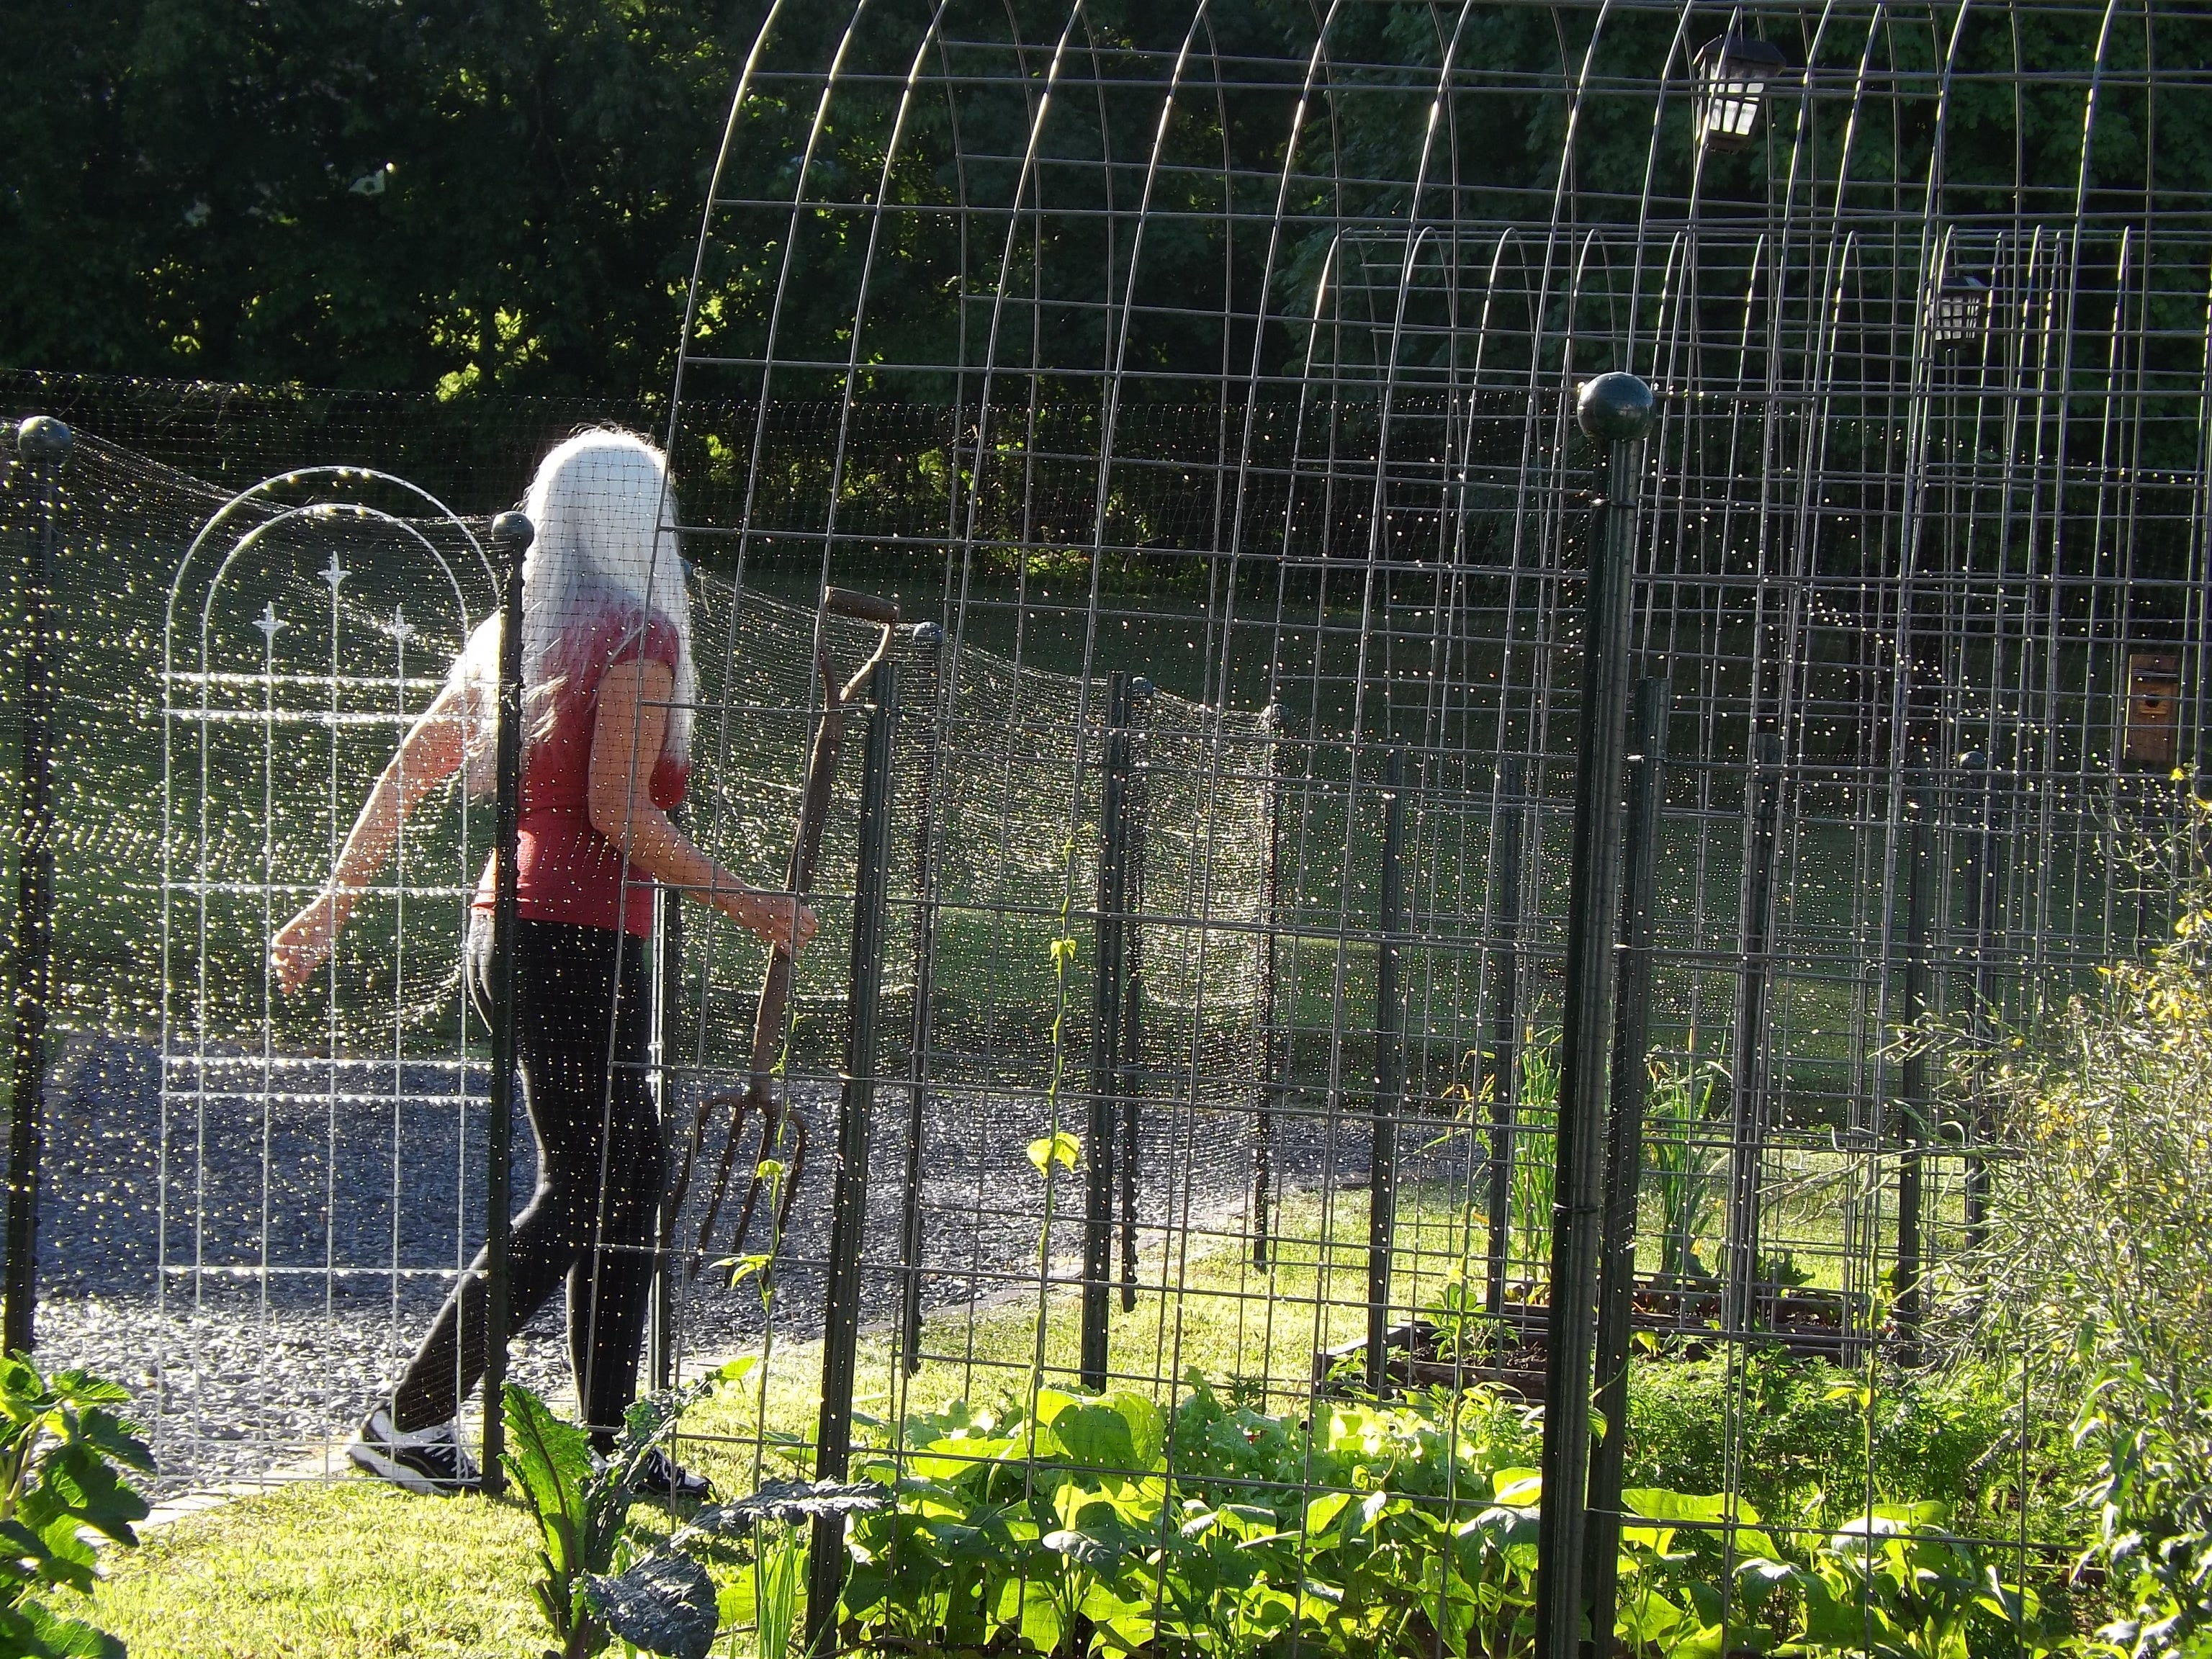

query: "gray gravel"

left=32, top=1033, right=1396, bottom=1498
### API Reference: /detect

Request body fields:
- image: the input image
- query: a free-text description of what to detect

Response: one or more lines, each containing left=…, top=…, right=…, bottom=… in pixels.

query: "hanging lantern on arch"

left=1931, top=273, right=1990, bottom=352
left=1693, top=32, right=1789, bottom=153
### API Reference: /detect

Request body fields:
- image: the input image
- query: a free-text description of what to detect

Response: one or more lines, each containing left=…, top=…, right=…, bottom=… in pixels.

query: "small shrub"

left=0, top=1351, right=155, bottom=1659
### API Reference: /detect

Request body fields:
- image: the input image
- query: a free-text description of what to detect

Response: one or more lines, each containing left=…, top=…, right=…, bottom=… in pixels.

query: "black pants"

left=388, top=917, right=660, bottom=1446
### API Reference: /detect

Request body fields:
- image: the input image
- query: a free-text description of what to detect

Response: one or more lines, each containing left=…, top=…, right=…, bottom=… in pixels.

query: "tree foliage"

left=6, top=3, right=2207, bottom=399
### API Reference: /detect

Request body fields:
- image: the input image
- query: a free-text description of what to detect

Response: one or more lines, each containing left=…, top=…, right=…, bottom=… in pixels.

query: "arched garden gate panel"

left=155, top=475, right=506, bottom=1482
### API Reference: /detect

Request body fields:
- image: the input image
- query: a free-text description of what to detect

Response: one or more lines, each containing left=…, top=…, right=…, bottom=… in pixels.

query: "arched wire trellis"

left=643, top=0, right=2212, bottom=1645
left=0, top=0, right=2202, bottom=1649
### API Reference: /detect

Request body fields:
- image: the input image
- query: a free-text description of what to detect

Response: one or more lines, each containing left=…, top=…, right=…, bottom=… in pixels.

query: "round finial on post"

left=14, top=416, right=73, bottom=464
left=489, top=511, right=534, bottom=572
left=1576, top=374, right=1655, bottom=444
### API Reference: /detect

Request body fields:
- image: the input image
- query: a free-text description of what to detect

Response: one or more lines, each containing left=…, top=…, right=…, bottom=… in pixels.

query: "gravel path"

left=33, top=1033, right=1404, bottom=1498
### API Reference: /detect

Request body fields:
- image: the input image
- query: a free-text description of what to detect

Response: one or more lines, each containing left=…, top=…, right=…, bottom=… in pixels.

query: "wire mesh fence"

left=4, top=1, right=2211, bottom=1653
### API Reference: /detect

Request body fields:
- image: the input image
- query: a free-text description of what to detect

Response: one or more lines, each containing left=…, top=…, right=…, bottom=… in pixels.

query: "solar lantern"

left=1932, top=273, right=1989, bottom=352
left=1693, top=32, right=1789, bottom=153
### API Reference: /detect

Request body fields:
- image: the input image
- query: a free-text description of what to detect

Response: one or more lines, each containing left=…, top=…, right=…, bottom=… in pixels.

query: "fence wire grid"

left=2, top=1, right=2210, bottom=1655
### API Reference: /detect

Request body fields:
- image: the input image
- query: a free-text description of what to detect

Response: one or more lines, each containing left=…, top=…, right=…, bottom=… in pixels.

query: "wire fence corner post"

left=1363, top=745, right=1408, bottom=1392
left=479, top=507, right=534, bottom=1495
left=1585, top=673, right=1671, bottom=1640
left=1081, top=669, right=1136, bottom=1390
left=810, top=657, right=900, bottom=1650
left=1535, top=370, right=1653, bottom=1659
left=5, top=415, right=71, bottom=1358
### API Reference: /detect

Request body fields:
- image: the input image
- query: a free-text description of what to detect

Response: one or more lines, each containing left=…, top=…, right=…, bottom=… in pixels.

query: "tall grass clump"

left=1946, top=785, right=2212, bottom=1658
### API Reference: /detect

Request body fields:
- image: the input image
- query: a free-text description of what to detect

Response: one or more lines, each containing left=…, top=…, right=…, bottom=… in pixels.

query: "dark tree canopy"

left=6, top=2, right=2203, bottom=399
left=1, top=0, right=768, bottom=396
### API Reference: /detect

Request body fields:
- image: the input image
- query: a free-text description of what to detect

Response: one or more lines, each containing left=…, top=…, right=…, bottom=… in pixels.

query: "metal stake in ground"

left=1364, top=747, right=1408, bottom=1392
left=1082, top=670, right=1136, bottom=1390
left=5, top=416, right=71, bottom=1357
left=1895, top=790, right=1933, bottom=1367
left=1252, top=701, right=1290, bottom=1271
left=1485, top=753, right=1527, bottom=1316
left=480, top=507, right=534, bottom=1495
left=809, top=657, right=899, bottom=1653
left=898, top=621, right=948, bottom=1375
left=1585, top=675, right=1671, bottom=1641
left=1534, top=370, right=1653, bottom=1659
left=1722, top=732, right=1785, bottom=1336
left=1959, top=748, right=1995, bottom=1249
left=1118, top=678, right=1152, bottom=1314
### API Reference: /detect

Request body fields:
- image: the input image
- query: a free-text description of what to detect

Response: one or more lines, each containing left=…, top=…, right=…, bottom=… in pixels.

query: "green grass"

left=82, top=1480, right=543, bottom=1658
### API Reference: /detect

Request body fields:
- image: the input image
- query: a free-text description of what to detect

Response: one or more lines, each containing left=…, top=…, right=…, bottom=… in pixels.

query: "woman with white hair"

left=273, top=429, right=814, bottom=1496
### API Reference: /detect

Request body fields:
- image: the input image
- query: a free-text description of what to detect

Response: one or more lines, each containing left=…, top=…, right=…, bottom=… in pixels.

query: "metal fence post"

left=898, top=623, right=945, bottom=1375
left=479, top=508, right=534, bottom=1494
left=1364, top=747, right=1408, bottom=1392
left=1253, top=702, right=1290, bottom=1270
left=1895, top=791, right=1933, bottom=1367
left=1958, top=749, right=1994, bottom=1249
left=809, top=660, right=899, bottom=1648
left=1722, top=732, right=1785, bottom=1336
left=1586, top=674, right=1670, bottom=1640
left=1118, top=678, right=1153, bottom=1313
left=1534, top=370, right=1653, bottom=1659
left=1485, top=754, right=1526, bottom=1316
left=5, top=416, right=71, bottom=1357
left=1081, top=671, right=1135, bottom=1390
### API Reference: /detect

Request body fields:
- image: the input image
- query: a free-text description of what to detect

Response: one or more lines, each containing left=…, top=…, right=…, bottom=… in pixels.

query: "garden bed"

left=1316, top=1280, right=1870, bottom=1401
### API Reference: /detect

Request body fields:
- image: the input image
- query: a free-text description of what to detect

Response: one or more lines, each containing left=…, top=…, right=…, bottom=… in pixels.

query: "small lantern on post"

left=1693, top=32, right=1789, bottom=154
left=1932, top=274, right=1989, bottom=354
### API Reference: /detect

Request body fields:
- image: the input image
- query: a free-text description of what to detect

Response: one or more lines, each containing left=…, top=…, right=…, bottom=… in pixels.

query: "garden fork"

left=667, top=586, right=900, bottom=1277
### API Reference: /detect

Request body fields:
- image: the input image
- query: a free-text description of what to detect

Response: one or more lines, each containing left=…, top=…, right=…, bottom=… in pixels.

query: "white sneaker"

left=347, top=1407, right=482, bottom=1494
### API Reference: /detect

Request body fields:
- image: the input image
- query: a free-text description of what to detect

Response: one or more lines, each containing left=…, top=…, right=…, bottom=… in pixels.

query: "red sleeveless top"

left=472, top=608, right=690, bottom=937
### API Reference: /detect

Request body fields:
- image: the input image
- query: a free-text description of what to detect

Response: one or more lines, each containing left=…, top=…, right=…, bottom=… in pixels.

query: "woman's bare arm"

left=272, top=681, right=472, bottom=992
left=588, top=657, right=819, bottom=953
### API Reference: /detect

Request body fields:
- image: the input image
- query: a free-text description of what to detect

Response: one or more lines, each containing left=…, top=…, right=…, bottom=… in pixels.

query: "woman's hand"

left=272, top=890, right=348, bottom=994
left=739, top=893, right=819, bottom=955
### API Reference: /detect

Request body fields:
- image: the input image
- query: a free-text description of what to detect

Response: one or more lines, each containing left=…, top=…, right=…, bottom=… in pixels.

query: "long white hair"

left=454, top=428, right=695, bottom=786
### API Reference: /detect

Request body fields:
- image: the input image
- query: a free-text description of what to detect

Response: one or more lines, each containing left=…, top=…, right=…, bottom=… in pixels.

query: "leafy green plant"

left=1645, top=1060, right=1724, bottom=1285
left=830, top=1366, right=2076, bottom=1659
left=1507, top=1037, right=1560, bottom=1287
left=0, top=1352, right=153, bottom=1659
left=502, top=1370, right=886, bottom=1659
left=748, top=1525, right=806, bottom=1659
left=1789, top=1504, right=2067, bottom=1659
left=2073, top=1366, right=2212, bottom=1659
